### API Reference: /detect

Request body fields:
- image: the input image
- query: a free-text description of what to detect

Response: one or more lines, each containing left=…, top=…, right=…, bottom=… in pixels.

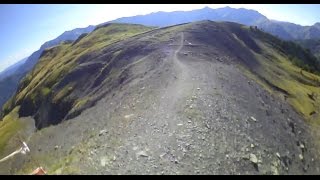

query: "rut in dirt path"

left=162, top=32, right=193, bottom=108
left=157, top=32, right=197, bottom=131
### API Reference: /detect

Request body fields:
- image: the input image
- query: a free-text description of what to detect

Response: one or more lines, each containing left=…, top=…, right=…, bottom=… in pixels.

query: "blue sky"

left=0, top=4, right=320, bottom=72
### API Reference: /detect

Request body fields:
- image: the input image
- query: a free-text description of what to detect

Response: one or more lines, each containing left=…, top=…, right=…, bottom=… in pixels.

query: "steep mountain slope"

left=2, top=23, right=154, bottom=129
left=0, top=25, right=95, bottom=110
left=110, top=6, right=320, bottom=41
left=1, top=21, right=320, bottom=175
left=0, top=58, right=28, bottom=109
left=256, top=20, right=320, bottom=40
left=21, top=25, right=96, bottom=73
left=295, top=39, right=320, bottom=59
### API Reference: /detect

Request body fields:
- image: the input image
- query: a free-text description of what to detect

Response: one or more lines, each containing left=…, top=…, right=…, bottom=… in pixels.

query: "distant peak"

left=219, top=6, right=232, bottom=9
left=202, top=6, right=212, bottom=11
left=314, top=22, right=320, bottom=26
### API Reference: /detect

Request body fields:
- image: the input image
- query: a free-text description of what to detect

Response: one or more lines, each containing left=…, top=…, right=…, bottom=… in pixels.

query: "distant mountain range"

left=0, top=57, right=27, bottom=81
left=111, top=7, right=267, bottom=27
left=110, top=6, right=320, bottom=41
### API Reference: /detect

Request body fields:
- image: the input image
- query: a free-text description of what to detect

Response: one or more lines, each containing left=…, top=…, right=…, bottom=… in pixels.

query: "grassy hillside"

left=238, top=27, right=320, bottom=124
left=0, top=107, right=22, bottom=155
left=0, top=105, right=35, bottom=173
left=295, top=39, right=320, bottom=60
left=2, top=23, right=153, bottom=129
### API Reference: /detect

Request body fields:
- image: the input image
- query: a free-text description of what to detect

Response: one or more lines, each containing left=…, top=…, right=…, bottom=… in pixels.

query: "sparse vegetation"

left=2, top=24, right=153, bottom=128
left=73, top=97, right=89, bottom=110
left=16, top=148, right=80, bottom=175
left=253, top=28, right=320, bottom=75
left=241, top=34, right=320, bottom=124
left=40, top=87, right=51, bottom=97
left=0, top=107, right=22, bottom=155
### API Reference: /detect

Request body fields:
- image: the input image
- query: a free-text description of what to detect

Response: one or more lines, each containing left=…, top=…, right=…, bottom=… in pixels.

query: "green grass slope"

left=2, top=23, right=153, bottom=129
left=238, top=26, right=320, bottom=125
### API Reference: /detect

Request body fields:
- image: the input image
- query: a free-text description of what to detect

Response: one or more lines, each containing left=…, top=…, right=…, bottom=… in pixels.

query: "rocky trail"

left=74, top=32, right=320, bottom=174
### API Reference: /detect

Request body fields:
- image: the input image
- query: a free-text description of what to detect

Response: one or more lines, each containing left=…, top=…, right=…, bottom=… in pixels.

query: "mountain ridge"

left=0, top=57, right=27, bottom=80
left=110, top=6, right=320, bottom=40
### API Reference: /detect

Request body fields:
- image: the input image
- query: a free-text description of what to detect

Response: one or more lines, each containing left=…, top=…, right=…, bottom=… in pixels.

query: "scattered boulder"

left=99, top=129, right=108, bottom=136
left=249, top=153, right=259, bottom=171
left=299, top=143, right=306, bottom=153
left=250, top=116, right=257, bottom=122
left=100, top=156, right=108, bottom=167
left=174, top=159, right=179, bottom=164
left=124, top=114, right=134, bottom=119
left=137, top=150, right=148, bottom=157
left=271, top=165, right=279, bottom=175
left=299, top=154, right=304, bottom=161
left=249, top=153, right=258, bottom=164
